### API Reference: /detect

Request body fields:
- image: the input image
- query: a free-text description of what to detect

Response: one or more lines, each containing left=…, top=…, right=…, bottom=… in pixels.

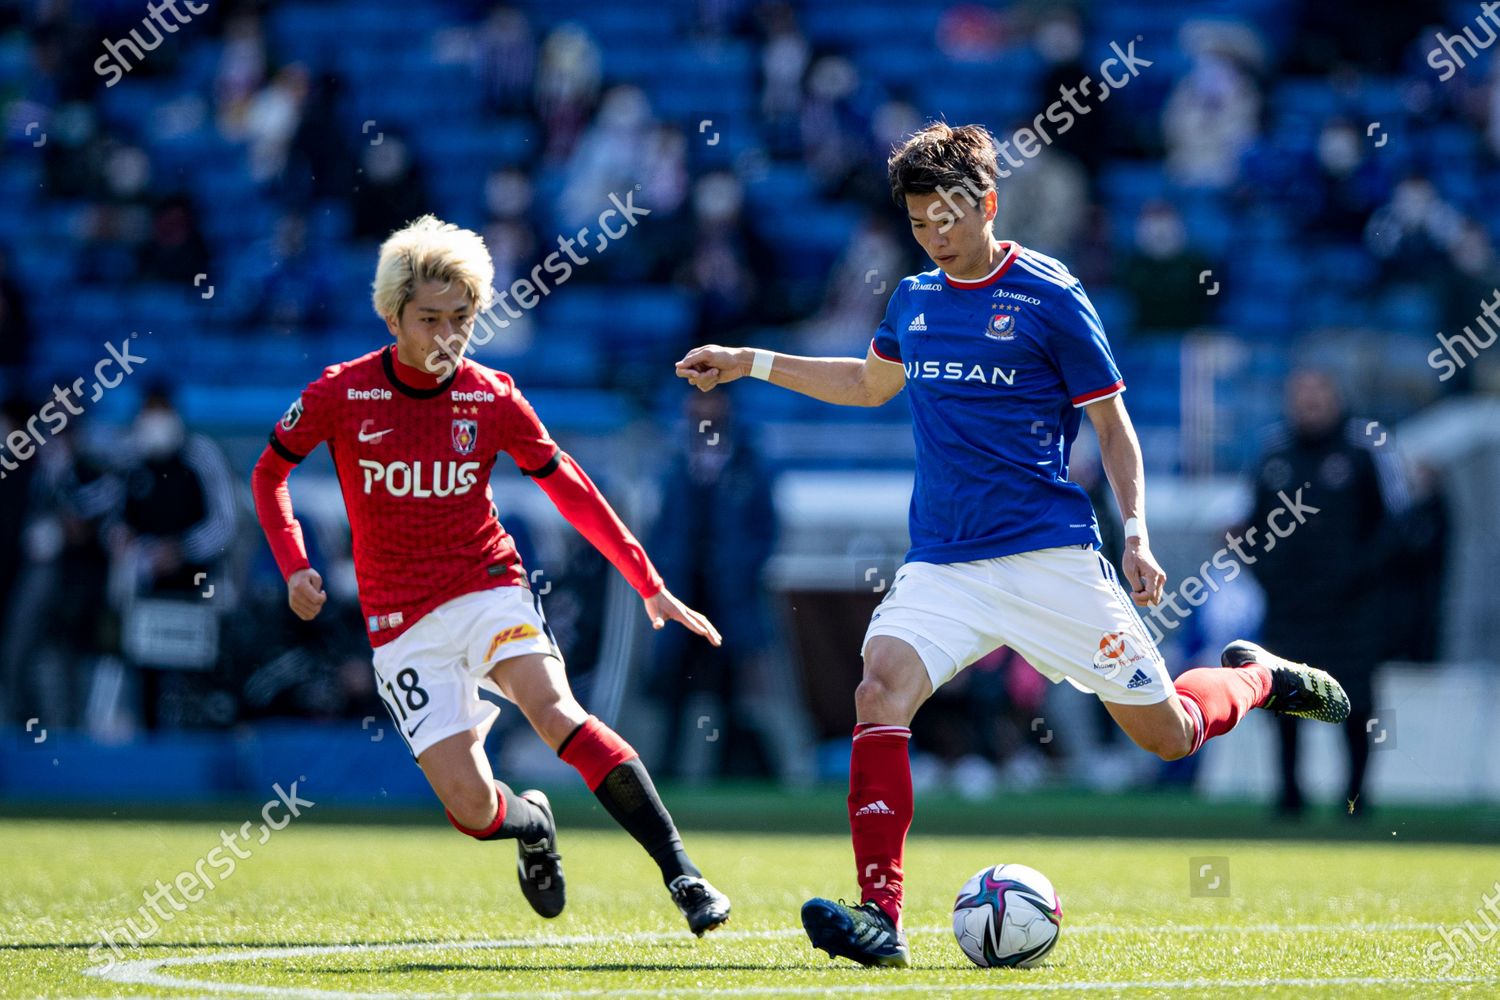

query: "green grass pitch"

left=3, top=796, right=1499, bottom=998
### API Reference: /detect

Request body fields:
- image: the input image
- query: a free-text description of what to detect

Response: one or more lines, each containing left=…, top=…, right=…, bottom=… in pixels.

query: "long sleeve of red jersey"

left=532, top=451, right=664, bottom=599
left=251, top=445, right=312, bottom=580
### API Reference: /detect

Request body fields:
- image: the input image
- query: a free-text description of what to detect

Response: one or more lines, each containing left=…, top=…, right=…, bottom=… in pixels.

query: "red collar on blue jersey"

left=943, top=242, right=1020, bottom=289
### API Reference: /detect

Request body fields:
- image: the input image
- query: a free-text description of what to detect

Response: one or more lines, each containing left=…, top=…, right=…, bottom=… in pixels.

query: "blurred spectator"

left=757, top=2, right=809, bottom=157
left=794, top=213, right=907, bottom=355
left=137, top=195, right=211, bottom=284
left=1033, top=10, right=1113, bottom=179
left=482, top=168, right=542, bottom=291
left=1389, top=461, right=1450, bottom=663
left=992, top=145, right=1089, bottom=259
left=693, top=0, right=746, bottom=39
left=1245, top=370, right=1409, bottom=817
left=560, top=86, right=659, bottom=227
left=1161, top=26, right=1263, bottom=189
left=0, top=396, right=41, bottom=677
left=677, top=172, right=776, bottom=333
left=1117, top=200, right=1215, bottom=333
left=116, top=388, right=236, bottom=594
left=535, top=23, right=602, bottom=161
left=287, top=71, right=355, bottom=202
left=113, top=387, right=236, bottom=729
left=213, top=12, right=269, bottom=131
left=0, top=250, right=31, bottom=376
left=79, top=144, right=154, bottom=284
left=474, top=6, right=537, bottom=113
left=800, top=56, right=865, bottom=190
left=238, top=65, right=311, bottom=186
left=935, top=4, right=1011, bottom=63
left=648, top=391, right=777, bottom=778
left=38, top=103, right=106, bottom=199
left=1307, top=118, right=1390, bottom=243
left=1437, top=220, right=1500, bottom=395
left=1365, top=176, right=1466, bottom=285
left=25, top=19, right=98, bottom=105
left=1288, top=0, right=1433, bottom=74
left=351, top=137, right=432, bottom=241
left=0, top=406, right=119, bottom=731
left=249, top=213, right=339, bottom=334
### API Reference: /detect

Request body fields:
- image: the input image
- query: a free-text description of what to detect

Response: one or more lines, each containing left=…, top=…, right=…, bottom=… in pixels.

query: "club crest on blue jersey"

left=986, top=313, right=1016, bottom=340
left=451, top=418, right=478, bottom=455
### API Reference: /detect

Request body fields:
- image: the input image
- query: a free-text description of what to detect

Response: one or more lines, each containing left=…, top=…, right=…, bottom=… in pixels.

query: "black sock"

left=593, top=758, right=700, bottom=886
left=475, top=782, right=551, bottom=844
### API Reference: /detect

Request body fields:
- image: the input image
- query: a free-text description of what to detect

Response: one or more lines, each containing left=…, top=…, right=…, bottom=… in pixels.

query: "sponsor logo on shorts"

left=485, top=623, right=540, bottom=660
left=1093, top=630, right=1148, bottom=680
left=1126, top=668, right=1153, bottom=690
left=367, top=611, right=405, bottom=633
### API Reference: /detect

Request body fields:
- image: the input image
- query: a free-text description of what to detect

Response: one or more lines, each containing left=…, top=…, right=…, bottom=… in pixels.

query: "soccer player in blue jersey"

left=675, top=122, right=1350, bottom=967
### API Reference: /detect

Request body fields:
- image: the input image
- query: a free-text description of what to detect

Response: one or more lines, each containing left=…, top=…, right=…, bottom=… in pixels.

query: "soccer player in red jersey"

left=251, top=216, right=731, bottom=934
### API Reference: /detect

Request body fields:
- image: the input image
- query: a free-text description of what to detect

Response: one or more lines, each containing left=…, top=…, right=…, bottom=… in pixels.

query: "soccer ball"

left=951, top=863, right=1063, bottom=968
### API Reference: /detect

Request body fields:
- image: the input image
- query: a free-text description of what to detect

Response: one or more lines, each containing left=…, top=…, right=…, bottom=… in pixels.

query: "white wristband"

left=748, top=349, right=775, bottom=381
left=1123, top=517, right=1144, bottom=540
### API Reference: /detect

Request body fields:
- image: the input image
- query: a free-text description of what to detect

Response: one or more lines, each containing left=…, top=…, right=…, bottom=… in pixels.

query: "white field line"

left=80, top=924, right=1494, bottom=999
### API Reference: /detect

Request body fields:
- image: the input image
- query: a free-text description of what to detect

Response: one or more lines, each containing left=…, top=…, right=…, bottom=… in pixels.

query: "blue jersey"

left=871, top=242, right=1124, bottom=565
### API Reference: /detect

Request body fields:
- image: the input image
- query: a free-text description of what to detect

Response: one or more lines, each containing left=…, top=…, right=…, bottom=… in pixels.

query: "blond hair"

left=371, top=215, right=494, bottom=321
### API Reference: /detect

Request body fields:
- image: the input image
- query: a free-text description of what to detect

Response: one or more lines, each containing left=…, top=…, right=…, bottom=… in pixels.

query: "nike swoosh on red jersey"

left=358, top=427, right=394, bottom=443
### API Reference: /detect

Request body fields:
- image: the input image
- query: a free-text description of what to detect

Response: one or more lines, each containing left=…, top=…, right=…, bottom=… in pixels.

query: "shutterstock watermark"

left=928, top=38, right=1152, bottom=231
left=0, top=335, right=147, bottom=480
left=1424, top=880, right=1500, bottom=973
left=94, top=0, right=210, bottom=88
left=1428, top=287, right=1499, bottom=382
left=425, top=190, right=650, bottom=375
left=86, top=780, right=314, bottom=973
left=1427, top=4, right=1500, bottom=82
left=1138, top=486, right=1321, bottom=645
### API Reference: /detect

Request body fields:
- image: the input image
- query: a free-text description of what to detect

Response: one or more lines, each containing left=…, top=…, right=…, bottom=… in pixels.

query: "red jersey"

left=252, top=344, right=662, bottom=646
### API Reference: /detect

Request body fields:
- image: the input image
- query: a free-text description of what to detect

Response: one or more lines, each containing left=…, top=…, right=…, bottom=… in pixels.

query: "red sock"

left=848, top=724, right=913, bottom=927
left=558, top=715, right=639, bottom=790
left=445, top=783, right=505, bottom=838
left=1175, top=665, right=1272, bottom=755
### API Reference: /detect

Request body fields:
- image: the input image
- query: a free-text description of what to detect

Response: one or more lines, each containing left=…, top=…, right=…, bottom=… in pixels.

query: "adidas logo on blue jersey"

left=1126, top=668, right=1152, bottom=690
left=907, top=313, right=927, bottom=331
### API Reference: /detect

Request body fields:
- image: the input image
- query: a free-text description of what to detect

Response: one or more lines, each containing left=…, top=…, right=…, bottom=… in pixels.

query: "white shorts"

left=371, top=587, right=562, bottom=759
left=862, top=545, right=1171, bottom=706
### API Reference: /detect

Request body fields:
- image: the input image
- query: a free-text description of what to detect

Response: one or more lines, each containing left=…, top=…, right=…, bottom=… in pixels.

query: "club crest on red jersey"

left=451, top=418, right=478, bottom=455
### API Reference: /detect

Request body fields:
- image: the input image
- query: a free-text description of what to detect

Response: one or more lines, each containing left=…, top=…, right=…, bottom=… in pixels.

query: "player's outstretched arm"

left=529, top=451, right=721, bottom=647
left=675, top=343, right=904, bottom=408
left=1086, top=395, right=1166, bottom=606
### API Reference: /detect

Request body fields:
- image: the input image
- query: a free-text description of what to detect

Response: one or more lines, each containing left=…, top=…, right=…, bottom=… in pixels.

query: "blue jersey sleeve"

left=871, top=285, right=903, bottom=363
left=1047, top=282, right=1124, bottom=407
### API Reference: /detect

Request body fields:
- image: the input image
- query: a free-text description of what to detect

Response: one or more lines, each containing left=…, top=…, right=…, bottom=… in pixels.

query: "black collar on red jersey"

left=382, top=345, right=458, bottom=399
